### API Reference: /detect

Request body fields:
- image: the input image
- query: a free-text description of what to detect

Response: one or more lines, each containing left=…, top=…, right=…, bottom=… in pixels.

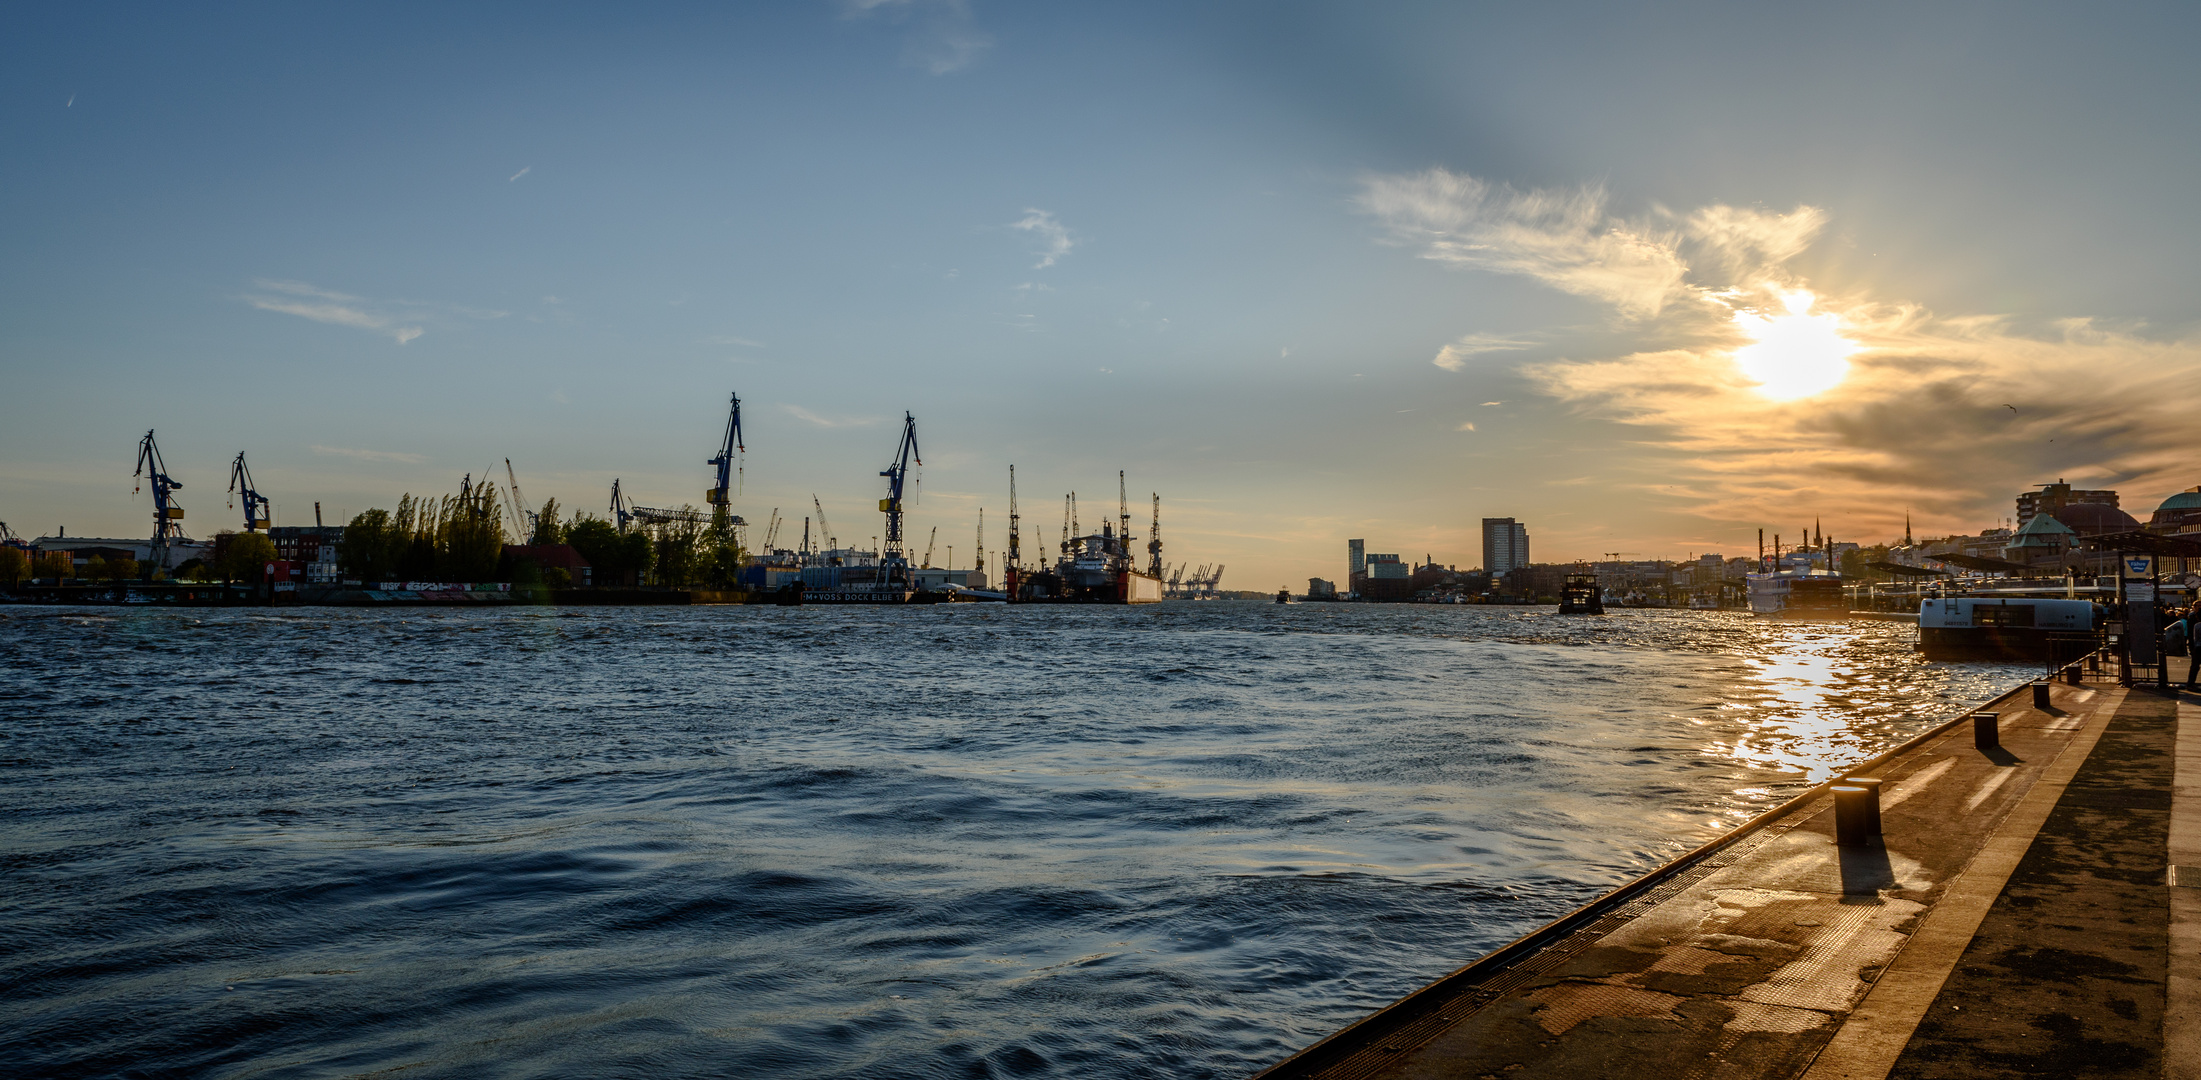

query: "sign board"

left=2124, top=555, right=2156, bottom=579
left=2128, top=582, right=2157, bottom=603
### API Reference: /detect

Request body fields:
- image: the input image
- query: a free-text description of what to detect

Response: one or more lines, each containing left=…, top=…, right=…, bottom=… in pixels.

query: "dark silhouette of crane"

left=878, top=413, right=920, bottom=574
left=132, top=431, right=185, bottom=569
left=1147, top=493, right=1163, bottom=578
left=609, top=479, right=633, bottom=531
left=706, top=391, right=743, bottom=507
left=227, top=452, right=270, bottom=532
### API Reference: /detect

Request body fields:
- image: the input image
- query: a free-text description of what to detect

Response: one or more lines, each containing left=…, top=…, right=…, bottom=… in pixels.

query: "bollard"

left=1833, top=779, right=1883, bottom=847
left=2032, top=681, right=2051, bottom=709
left=1974, top=710, right=2000, bottom=751
left=2089, top=652, right=2101, bottom=673
left=2066, top=665, right=2083, bottom=685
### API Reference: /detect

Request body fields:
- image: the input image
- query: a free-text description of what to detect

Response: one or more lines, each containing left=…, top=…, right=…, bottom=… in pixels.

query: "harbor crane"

left=812, top=495, right=836, bottom=555
left=505, top=459, right=537, bottom=539
left=609, top=479, right=634, bottom=531
left=922, top=526, right=937, bottom=568
left=706, top=391, right=743, bottom=507
left=226, top=451, right=270, bottom=531
left=132, top=430, right=186, bottom=568
left=762, top=508, right=782, bottom=550
left=878, top=412, right=920, bottom=569
left=974, top=509, right=985, bottom=579
left=1147, top=493, right=1163, bottom=578
left=1007, top=465, right=1021, bottom=574
left=1118, top=472, right=1130, bottom=549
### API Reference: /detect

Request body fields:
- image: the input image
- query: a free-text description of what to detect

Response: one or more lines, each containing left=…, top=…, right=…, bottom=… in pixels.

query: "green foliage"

left=652, top=510, right=708, bottom=586
left=529, top=497, right=564, bottom=546
left=542, top=566, right=572, bottom=589
left=566, top=515, right=654, bottom=582
left=35, top=552, right=70, bottom=580
left=219, top=532, right=278, bottom=582
left=0, top=547, right=28, bottom=583
left=339, top=508, right=398, bottom=582
left=340, top=482, right=510, bottom=583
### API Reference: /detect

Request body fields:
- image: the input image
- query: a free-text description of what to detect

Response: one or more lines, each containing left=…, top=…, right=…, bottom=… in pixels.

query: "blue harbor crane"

left=610, top=478, right=634, bottom=532
left=706, top=391, right=743, bottom=507
left=132, top=431, right=186, bottom=567
left=227, top=451, right=270, bottom=531
left=878, top=412, right=920, bottom=573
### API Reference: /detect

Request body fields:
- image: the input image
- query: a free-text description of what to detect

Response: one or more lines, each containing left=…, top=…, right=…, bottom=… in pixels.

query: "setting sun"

left=1732, top=290, right=1859, bottom=400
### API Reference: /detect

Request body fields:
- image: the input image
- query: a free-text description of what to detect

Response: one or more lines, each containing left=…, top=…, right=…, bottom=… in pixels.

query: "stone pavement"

left=1257, top=673, right=2201, bottom=1080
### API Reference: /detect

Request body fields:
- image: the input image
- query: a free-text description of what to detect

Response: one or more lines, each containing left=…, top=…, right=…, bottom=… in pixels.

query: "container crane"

left=877, top=412, right=920, bottom=571
left=706, top=391, right=743, bottom=506
left=226, top=451, right=270, bottom=531
left=132, top=431, right=185, bottom=567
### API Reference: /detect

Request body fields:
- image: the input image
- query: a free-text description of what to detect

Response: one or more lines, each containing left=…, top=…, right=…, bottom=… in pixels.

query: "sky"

left=6, top=1, right=2201, bottom=588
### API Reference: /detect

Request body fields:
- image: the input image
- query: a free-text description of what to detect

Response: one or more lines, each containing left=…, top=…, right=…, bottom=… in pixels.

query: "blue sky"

left=6, top=2, right=2200, bottom=586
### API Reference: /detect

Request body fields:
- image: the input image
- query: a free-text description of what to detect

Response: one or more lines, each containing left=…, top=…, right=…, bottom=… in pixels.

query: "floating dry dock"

left=1258, top=662, right=2195, bottom=1079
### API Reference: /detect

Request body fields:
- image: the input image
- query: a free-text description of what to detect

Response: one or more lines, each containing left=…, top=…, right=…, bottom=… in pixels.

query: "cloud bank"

left=1361, top=167, right=2201, bottom=537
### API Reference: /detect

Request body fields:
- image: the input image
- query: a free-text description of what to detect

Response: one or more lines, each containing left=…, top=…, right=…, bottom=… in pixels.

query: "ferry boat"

left=1747, top=571, right=1848, bottom=619
left=1557, top=573, right=1604, bottom=614
left=1917, top=595, right=2099, bottom=660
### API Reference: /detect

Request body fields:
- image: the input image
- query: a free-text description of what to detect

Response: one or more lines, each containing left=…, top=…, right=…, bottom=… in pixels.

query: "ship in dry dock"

left=1001, top=470, right=1164, bottom=604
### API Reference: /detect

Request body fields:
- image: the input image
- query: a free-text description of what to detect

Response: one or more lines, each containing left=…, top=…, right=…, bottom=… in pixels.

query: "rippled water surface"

left=1, top=603, right=2034, bottom=1078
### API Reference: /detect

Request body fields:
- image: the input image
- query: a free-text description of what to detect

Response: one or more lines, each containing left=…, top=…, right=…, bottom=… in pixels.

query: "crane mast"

left=609, top=478, right=633, bottom=532
left=504, top=458, right=537, bottom=539
left=877, top=412, right=920, bottom=573
left=923, top=526, right=937, bottom=568
left=227, top=451, right=270, bottom=532
left=812, top=495, right=836, bottom=558
left=974, top=508, right=985, bottom=579
left=1118, top=471, right=1129, bottom=555
left=1148, top=493, right=1163, bottom=578
left=706, top=392, right=744, bottom=506
left=132, top=430, right=185, bottom=568
left=1007, top=466, right=1020, bottom=572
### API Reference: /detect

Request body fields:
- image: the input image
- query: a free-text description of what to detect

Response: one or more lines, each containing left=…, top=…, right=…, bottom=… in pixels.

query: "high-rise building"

left=1348, top=538, right=1365, bottom=584
left=1482, top=518, right=1530, bottom=573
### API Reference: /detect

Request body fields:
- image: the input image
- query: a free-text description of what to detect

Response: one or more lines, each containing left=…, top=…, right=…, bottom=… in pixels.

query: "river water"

left=0, top=603, right=2033, bottom=1078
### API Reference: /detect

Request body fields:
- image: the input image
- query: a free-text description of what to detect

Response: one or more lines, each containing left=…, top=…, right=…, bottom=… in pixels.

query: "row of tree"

left=335, top=484, right=744, bottom=588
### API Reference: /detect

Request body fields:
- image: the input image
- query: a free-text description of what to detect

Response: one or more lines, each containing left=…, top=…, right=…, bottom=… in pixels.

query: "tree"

left=340, top=508, right=397, bottom=582
left=219, top=532, right=277, bottom=583
left=437, top=483, right=506, bottom=581
left=529, top=497, right=564, bottom=545
left=652, top=510, right=707, bottom=586
left=35, top=552, right=71, bottom=580
left=0, top=548, right=27, bottom=584
left=567, top=515, right=653, bottom=585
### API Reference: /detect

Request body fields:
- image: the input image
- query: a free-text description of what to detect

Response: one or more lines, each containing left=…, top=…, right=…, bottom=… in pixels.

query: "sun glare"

left=1731, top=290, right=1859, bottom=400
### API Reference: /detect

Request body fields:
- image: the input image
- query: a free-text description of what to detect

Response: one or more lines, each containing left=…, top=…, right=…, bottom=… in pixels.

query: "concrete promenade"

left=1258, top=669, right=2201, bottom=1079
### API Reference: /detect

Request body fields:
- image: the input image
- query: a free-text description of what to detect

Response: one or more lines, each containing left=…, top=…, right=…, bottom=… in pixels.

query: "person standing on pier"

left=2170, top=606, right=2200, bottom=690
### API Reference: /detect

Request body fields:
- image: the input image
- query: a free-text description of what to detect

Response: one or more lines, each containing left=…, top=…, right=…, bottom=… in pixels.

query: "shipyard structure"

left=1, top=396, right=1186, bottom=608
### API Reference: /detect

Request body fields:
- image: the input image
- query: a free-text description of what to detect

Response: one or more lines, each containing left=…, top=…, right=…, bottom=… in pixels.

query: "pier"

left=1259, top=662, right=2197, bottom=1079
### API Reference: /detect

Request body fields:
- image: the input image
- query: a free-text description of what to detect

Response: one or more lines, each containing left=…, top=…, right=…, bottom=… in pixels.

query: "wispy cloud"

left=1432, top=332, right=1534, bottom=371
left=780, top=403, right=878, bottom=428
left=706, top=334, right=765, bottom=347
left=1456, top=421, right=1477, bottom=431
left=313, top=444, right=426, bottom=464
left=1011, top=209, right=1074, bottom=269
left=241, top=278, right=504, bottom=345
left=508, top=166, right=530, bottom=182
left=841, top=0, right=992, bottom=75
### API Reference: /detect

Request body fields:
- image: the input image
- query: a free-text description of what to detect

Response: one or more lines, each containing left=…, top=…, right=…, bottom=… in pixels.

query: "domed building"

left=2050, top=500, right=2141, bottom=537
left=2150, top=488, right=2201, bottom=538
left=2004, top=512, right=2076, bottom=570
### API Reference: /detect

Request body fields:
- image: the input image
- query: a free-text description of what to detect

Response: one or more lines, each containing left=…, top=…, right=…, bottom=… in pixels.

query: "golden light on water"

left=1732, top=290, right=1859, bottom=400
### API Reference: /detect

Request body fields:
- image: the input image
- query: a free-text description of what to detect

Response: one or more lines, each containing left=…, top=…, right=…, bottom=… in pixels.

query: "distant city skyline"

left=7, top=3, right=2200, bottom=588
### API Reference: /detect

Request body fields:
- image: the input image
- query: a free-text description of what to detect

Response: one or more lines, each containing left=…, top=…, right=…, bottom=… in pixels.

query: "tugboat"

left=1275, top=588, right=1290, bottom=604
left=1557, top=572, right=1604, bottom=614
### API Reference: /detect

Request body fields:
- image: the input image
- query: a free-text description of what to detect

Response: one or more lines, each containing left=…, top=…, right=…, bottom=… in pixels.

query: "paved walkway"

left=1258, top=674, right=2199, bottom=1079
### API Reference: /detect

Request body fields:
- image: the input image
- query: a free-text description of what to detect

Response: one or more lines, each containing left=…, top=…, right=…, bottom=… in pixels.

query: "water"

left=0, top=603, right=2032, bottom=1078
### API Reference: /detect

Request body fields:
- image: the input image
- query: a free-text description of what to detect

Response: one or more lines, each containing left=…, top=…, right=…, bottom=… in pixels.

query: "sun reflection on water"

left=1715, top=625, right=1886, bottom=784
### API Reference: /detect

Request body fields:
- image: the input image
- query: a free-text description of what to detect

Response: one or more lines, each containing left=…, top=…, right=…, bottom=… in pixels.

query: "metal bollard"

left=1973, top=710, right=2000, bottom=751
left=2032, top=681, right=2051, bottom=709
left=2065, top=665, right=2083, bottom=685
left=1833, top=779, right=1883, bottom=847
